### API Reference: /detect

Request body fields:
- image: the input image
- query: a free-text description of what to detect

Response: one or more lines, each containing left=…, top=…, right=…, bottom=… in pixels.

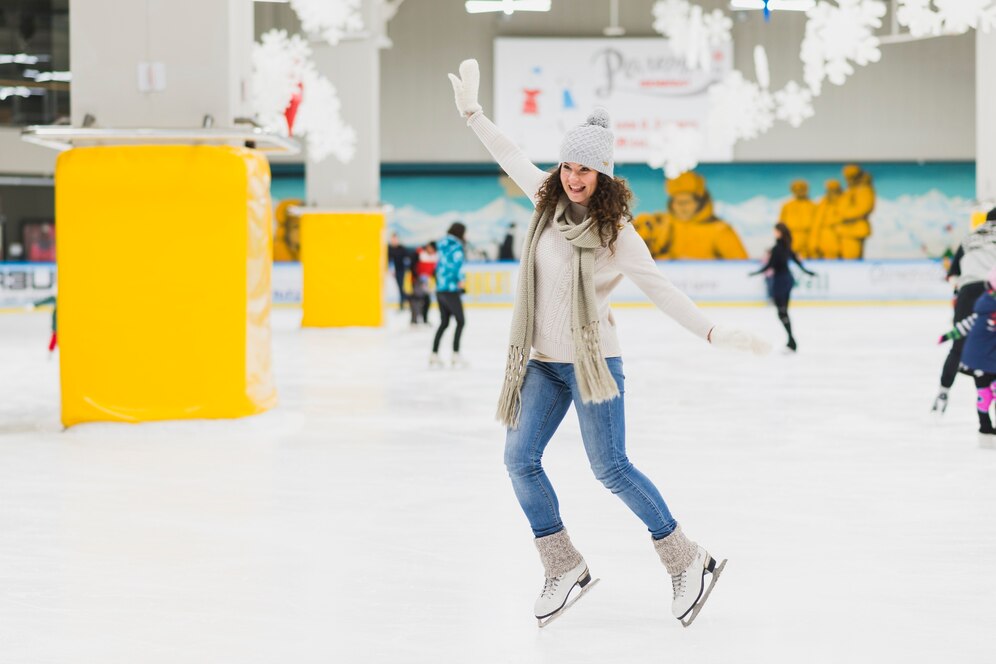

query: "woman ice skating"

left=430, top=223, right=468, bottom=369
left=939, top=266, right=996, bottom=449
left=750, top=223, right=816, bottom=353
left=447, top=58, right=771, bottom=627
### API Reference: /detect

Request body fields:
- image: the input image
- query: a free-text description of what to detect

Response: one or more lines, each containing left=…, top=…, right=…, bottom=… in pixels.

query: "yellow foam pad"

left=300, top=212, right=385, bottom=327
left=56, top=145, right=277, bottom=426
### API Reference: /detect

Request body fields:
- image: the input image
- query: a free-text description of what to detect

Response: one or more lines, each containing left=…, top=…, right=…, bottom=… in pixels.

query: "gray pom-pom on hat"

left=560, top=107, right=614, bottom=177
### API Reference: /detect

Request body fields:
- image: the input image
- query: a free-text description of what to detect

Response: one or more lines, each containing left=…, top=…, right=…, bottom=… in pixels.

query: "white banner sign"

left=493, top=37, right=733, bottom=164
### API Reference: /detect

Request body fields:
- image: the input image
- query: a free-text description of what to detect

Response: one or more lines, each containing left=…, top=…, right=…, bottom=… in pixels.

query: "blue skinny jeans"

left=504, top=358, right=678, bottom=540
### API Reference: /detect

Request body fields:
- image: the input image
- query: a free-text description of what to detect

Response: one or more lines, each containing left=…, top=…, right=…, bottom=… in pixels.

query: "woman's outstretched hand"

left=708, top=325, right=772, bottom=356
left=447, top=59, right=482, bottom=118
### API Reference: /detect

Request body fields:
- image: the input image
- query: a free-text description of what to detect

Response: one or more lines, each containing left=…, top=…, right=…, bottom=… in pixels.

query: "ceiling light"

left=729, top=0, right=816, bottom=11
left=465, top=0, right=551, bottom=15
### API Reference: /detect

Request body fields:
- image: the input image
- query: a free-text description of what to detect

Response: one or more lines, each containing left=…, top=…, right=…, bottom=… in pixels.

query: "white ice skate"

left=451, top=353, right=469, bottom=369
left=979, top=432, right=996, bottom=449
left=671, top=546, right=726, bottom=628
left=931, top=391, right=948, bottom=414
left=428, top=352, right=444, bottom=369
left=534, top=560, right=599, bottom=628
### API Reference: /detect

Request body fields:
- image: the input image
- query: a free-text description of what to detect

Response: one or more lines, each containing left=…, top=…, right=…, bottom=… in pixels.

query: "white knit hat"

left=559, top=108, right=614, bottom=177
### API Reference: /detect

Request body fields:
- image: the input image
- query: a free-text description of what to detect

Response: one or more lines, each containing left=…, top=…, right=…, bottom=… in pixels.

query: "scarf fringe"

left=573, top=322, right=620, bottom=404
left=496, top=345, right=527, bottom=428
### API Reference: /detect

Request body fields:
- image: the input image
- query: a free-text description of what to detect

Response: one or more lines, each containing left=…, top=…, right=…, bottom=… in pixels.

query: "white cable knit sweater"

left=468, top=112, right=714, bottom=362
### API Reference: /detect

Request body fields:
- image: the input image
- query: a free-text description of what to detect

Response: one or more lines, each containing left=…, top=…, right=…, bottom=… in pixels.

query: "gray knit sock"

left=652, top=524, right=698, bottom=576
left=535, top=529, right=584, bottom=578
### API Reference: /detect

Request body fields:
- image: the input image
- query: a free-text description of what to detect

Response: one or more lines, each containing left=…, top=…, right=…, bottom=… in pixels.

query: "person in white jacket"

left=448, top=59, right=770, bottom=628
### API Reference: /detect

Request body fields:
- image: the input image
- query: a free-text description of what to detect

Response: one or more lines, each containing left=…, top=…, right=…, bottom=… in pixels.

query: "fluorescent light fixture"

left=730, top=0, right=816, bottom=10
left=0, top=53, right=41, bottom=65
left=466, top=0, right=551, bottom=15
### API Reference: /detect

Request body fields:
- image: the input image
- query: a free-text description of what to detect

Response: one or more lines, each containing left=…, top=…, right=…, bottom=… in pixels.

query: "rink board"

left=1, top=259, right=950, bottom=311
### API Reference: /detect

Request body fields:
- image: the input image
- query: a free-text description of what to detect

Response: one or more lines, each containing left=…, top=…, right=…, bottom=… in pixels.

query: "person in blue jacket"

left=430, top=222, right=468, bottom=368
left=939, top=266, right=996, bottom=449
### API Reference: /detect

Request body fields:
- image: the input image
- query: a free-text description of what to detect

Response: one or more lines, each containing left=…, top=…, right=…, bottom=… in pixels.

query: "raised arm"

left=448, top=59, right=547, bottom=203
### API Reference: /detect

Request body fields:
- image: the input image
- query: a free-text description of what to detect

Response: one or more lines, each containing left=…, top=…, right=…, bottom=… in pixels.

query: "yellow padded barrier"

left=300, top=211, right=385, bottom=327
left=56, top=145, right=277, bottom=427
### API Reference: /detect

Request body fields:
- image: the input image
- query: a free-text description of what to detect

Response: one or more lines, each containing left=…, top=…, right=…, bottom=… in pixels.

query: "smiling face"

left=560, top=162, right=599, bottom=206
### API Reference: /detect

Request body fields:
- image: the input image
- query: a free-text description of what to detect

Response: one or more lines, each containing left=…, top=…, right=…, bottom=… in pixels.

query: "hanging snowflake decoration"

left=250, top=29, right=356, bottom=163
left=773, top=81, right=815, bottom=128
left=647, top=123, right=705, bottom=179
left=289, top=0, right=364, bottom=46
left=652, top=0, right=732, bottom=72
left=896, top=0, right=996, bottom=36
left=801, top=0, right=886, bottom=95
left=895, top=0, right=944, bottom=36
left=252, top=30, right=311, bottom=129
left=293, top=69, right=357, bottom=163
left=707, top=70, right=775, bottom=150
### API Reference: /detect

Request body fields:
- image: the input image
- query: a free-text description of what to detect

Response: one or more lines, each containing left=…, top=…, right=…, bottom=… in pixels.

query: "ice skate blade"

left=536, top=578, right=600, bottom=628
left=680, top=559, right=727, bottom=628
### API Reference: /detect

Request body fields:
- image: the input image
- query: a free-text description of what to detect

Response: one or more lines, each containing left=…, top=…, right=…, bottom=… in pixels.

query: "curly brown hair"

left=534, top=166, right=634, bottom=252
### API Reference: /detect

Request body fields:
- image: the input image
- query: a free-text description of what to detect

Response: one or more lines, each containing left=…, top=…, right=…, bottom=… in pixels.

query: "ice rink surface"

left=2, top=303, right=995, bottom=663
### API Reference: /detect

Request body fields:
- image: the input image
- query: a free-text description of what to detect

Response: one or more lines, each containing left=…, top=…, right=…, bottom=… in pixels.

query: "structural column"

left=69, top=0, right=252, bottom=128
left=978, top=27, right=996, bottom=204
left=300, top=0, right=385, bottom=327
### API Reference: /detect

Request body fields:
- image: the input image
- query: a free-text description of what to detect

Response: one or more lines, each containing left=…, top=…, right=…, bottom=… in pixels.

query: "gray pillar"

left=979, top=28, right=996, bottom=203
left=69, top=0, right=253, bottom=128
left=305, top=0, right=380, bottom=208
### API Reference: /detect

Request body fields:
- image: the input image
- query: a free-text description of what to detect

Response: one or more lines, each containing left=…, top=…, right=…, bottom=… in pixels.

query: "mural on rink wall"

left=269, top=161, right=976, bottom=265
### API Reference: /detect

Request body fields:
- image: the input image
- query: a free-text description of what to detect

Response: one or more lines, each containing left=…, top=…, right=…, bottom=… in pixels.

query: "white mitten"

left=709, top=325, right=771, bottom=356
left=447, top=59, right=483, bottom=118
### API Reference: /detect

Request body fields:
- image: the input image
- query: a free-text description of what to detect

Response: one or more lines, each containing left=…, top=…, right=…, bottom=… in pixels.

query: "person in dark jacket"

left=939, top=266, right=996, bottom=448
left=750, top=222, right=816, bottom=353
left=387, top=233, right=410, bottom=312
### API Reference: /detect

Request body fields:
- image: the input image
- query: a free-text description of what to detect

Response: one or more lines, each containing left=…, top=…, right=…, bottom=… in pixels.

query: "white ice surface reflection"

left=1, top=304, right=994, bottom=663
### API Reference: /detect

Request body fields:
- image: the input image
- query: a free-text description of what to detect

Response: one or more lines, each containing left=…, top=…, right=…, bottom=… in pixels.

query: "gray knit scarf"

left=496, top=194, right=620, bottom=429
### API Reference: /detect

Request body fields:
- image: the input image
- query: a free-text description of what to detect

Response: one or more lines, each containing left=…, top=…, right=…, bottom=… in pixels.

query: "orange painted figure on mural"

left=778, top=180, right=816, bottom=258
left=634, top=171, right=748, bottom=260
left=808, top=179, right=844, bottom=259
left=836, top=164, right=876, bottom=259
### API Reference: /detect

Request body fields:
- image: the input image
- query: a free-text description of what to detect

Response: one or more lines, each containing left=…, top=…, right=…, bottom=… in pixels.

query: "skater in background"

left=26, top=294, right=58, bottom=355
left=932, top=207, right=996, bottom=413
left=412, top=242, right=438, bottom=325
left=499, top=223, right=517, bottom=261
left=750, top=222, right=816, bottom=353
left=448, top=58, right=770, bottom=628
left=430, top=223, right=468, bottom=368
left=387, top=233, right=410, bottom=312
left=938, top=265, right=996, bottom=449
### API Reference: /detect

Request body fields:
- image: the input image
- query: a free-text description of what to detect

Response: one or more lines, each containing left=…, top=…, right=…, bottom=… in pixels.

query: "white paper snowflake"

left=773, top=81, right=815, bottom=128
left=651, top=0, right=731, bottom=72
left=801, top=0, right=886, bottom=94
left=293, top=70, right=358, bottom=163
left=289, top=0, right=364, bottom=46
left=250, top=29, right=355, bottom=163
left=896, top=0, right=996, bottom=36
left=707, top=70, right=775, bottom=150
left=252, top=30, right=311, bottom=130
left=648, top=123, right=705, bottom=179
left=895, top=0, right=943, bottom=36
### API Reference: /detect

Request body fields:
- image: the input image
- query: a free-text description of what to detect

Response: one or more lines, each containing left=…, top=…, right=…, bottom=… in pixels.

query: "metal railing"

left=20, top=125, right=301, bottom=155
